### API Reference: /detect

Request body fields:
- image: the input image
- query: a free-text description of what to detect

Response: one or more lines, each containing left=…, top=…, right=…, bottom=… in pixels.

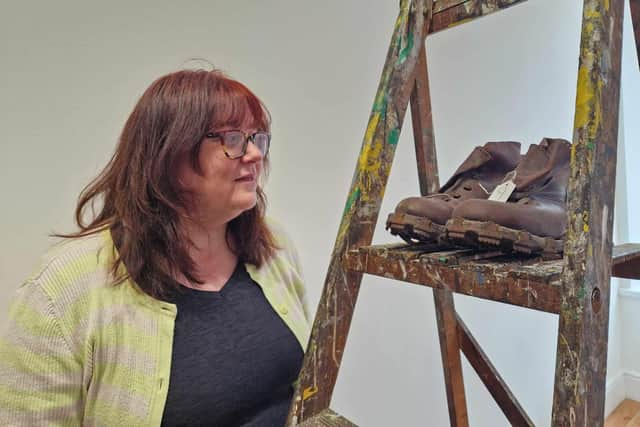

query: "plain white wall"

left=0, top=1, right=637, bottom=426
left=621, top=295, right=640, bottom=383
left=603, top=0, right=640, bottom=411
left=619, top=0, right=640, bottom=402
left=621, top=0, right=640, bottom=246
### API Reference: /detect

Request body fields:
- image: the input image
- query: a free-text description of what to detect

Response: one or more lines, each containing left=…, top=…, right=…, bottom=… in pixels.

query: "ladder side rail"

left=410, top=44, right=469, bottom=426
left=434, top=289, right=469, bottom=426
left=631, top=0, right=640, bottom=69
left=552, top=0, right=624, bottom=424
left=286, top=1, right=432, bottom=424
left=410, top=44, right=440, bottom=195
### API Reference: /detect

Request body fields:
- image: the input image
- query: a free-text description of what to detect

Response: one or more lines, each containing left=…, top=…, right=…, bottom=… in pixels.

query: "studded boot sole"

left=386, top=212, right=446, bottom=244
left=446, top=217, right=564, bottom=256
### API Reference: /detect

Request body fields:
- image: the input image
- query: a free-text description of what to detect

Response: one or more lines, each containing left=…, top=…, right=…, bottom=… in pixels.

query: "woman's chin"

left=234, top=195, right=258, bottom=214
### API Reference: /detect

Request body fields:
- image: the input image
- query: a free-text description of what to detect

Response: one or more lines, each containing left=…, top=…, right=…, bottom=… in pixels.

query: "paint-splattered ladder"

left=286, top=1, right=640, bottom=426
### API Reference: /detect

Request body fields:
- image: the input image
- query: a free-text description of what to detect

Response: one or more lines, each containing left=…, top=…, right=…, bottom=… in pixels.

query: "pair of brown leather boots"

left=386, top=138, right=571, bottom=255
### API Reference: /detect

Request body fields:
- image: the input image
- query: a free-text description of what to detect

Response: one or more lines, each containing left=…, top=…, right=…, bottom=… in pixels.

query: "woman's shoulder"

left=265, top=217, right=301, bottom=261
left=265, top=217, right=298, bottom=248
left=260, top=217, right=311, bottom=324
left=25, top=230, right=116, bottom=300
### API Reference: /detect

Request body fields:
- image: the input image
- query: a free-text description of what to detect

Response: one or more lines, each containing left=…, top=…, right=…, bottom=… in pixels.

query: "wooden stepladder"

left=632, top=0, right=640, bottom=68
left=286, top=1, right=640, bottom=426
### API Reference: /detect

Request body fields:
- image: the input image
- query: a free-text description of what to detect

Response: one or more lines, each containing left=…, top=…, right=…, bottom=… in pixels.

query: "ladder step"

left=297, top=409, right=357, bottom=427
left=430, top=0, right=528, bottom=34
left=344, top=243, right=640, bottom=314
left=612, top=243, right=640, bottom=279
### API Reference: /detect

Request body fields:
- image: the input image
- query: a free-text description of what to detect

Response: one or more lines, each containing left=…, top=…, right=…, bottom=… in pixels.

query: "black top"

left=161, top=263, right=304, bottom=427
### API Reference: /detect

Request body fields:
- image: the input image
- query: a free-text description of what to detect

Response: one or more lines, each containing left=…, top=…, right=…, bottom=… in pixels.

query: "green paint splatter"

left=397, top=28, right=414, bottom=65
left=343, top=187, right=361, bottom=217
left=577, top=285, right=587, bottom=300
left=388, top=128, right=400, bottom=146
left=373, top=91, right=388, bottom=113
left=586, top=141, right=595, bottom=150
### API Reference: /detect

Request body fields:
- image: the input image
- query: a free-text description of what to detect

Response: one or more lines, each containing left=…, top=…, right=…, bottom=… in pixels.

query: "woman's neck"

left=178, top=219, right=239, bottom=291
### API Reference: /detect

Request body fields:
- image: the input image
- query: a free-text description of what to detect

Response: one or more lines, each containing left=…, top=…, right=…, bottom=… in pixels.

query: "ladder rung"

left=430, top=0, right=528, bottom=34
left=433, top=0, right=468, bottom=13
left=296, top=409, right=357, bottom=427
left=344, top=243, right=640, bottom=314
left=612, top=243, right=640, bottom=279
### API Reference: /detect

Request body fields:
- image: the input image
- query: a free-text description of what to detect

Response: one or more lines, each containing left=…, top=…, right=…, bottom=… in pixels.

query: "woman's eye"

left=226, top=134, right=243, bottom=145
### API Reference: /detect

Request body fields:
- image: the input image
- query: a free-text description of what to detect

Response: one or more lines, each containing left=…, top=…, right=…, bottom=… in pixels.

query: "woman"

left=0, top=69, right=311, bottom=426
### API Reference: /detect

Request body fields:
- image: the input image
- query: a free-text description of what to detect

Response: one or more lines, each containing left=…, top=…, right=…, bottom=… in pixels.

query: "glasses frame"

left=204, top=130, right=271, bottom=159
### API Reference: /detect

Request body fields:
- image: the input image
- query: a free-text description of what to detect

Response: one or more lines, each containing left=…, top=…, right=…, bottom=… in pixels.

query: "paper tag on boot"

left=488, top=180, right=516, bottom=202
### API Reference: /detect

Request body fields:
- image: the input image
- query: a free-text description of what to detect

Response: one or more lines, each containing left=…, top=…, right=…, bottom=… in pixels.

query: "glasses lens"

left=253, top=132, right=270, bottom=156
left=222, top=131, right=245, bottom=158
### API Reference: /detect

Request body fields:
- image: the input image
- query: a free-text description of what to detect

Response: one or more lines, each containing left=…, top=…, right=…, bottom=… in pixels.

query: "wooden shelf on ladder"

left=286, top=1, right=640, bottom=426
left=344, top=243, right=640, bottom=315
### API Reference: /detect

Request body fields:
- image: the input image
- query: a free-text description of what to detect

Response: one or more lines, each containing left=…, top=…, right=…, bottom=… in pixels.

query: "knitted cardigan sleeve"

left=283, top=232, right=311, bottom=322
left=0, top=280, right=83, bottom=426
left=268, top=219, right=312, bottom=323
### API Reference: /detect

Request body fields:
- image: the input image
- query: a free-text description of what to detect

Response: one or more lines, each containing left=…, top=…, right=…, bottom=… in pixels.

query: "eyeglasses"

left=204, top=130, right=271, bottom=159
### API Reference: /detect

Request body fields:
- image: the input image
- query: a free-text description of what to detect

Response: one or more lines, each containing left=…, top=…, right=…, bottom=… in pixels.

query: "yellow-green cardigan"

left=0, top=224, right=311, bottom=426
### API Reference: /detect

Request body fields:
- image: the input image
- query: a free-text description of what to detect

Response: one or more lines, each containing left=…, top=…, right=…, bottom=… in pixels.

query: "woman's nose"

left=242, top=140, right=264, bottom=162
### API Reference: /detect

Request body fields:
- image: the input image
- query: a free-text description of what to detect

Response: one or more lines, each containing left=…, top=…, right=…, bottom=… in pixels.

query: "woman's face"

left=176, top=119, right=265, bottom=227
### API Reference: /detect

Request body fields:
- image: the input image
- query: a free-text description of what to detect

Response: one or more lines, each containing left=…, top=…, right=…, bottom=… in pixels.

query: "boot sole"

left=386, top=212, right=446, bottom=244
left=445, top=217, right=564, bottom=255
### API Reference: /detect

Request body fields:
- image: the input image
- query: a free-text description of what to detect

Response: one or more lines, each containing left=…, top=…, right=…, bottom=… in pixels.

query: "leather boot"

left=446, top=138, right=571, bottom=255
left=386, top=141, right=522, bottom=243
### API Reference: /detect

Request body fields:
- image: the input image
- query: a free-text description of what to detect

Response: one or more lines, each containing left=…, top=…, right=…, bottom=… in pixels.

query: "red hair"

left=59, top=69, right=278, bottom=299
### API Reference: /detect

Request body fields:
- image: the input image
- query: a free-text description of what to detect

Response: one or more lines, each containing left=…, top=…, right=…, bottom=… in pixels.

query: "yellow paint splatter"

left=574, top=64, right=603, bottom=141
left=574, top=3, right=606, bottom=142
left=302, top=386, right=318, bottom=400
left=365, top=113, right=380, bottom=144
left=574, top=65, right=595, bottom=131
left=358, top=140, right=383, bottom=174
left=582, top=211, right=590, bottom=233
left=357, top=116, right=384, bottom=201
left=583, top=3, right=601, bottom=20
left=335, top=221, right=350, bottom=248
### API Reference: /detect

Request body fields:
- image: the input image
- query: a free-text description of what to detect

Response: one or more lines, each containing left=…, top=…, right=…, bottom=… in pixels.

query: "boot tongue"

left=512, top=138, right=571, bottom=191
left=513, top=143, right=550, bottom=190
left=440, top=146, right=491, bottom=192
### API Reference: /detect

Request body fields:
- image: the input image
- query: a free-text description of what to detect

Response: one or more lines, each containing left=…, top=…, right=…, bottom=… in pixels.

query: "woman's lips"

left=235, top=175, right=255, bottom=182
